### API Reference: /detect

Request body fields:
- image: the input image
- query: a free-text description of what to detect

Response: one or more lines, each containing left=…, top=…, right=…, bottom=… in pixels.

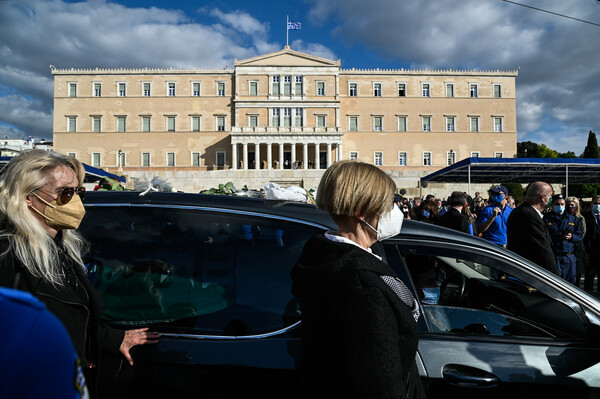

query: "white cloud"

left=290, top=40, right=336, bottom=61
left=0, top=95, right=53, bottom=138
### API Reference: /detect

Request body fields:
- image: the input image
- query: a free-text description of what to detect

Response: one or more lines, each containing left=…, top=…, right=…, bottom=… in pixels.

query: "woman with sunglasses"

left=0, top=150, right=159, bottom=398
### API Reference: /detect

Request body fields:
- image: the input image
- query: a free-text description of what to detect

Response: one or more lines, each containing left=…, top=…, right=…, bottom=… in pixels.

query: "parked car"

left=79, top=191, right=600, bottom=398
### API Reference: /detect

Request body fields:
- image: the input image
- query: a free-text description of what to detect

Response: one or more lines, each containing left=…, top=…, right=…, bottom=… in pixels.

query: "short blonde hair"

left=316, top=160, right=396, bottom=222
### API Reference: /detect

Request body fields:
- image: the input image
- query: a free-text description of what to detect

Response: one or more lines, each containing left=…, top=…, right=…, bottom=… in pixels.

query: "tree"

left=517, top=141, right=539, bottom=158
left=537, top=144, right=558, bottom=158
left=581, top=131, right=600, bottom=159
left=557, top=151, right=576, bottom=158
left=504, top=183, right=524, bottom=204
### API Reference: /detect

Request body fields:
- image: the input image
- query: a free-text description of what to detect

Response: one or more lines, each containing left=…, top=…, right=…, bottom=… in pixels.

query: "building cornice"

left=342, top=68, right=518, bottom=77
left=51, top=67, right=234, bottom=75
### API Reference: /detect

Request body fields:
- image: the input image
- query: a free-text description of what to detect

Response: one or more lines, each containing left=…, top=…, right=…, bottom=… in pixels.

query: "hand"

left=493, top=207, right=501, bottom=216
left=564, top=233, right=572, bottom=240
left=119, top=328, right=160, bottom=366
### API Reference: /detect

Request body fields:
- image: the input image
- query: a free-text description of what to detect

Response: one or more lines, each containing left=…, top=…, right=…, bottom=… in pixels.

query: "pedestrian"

left=291, top=160, right=425, bottom=399
left=566, top=197, right=586, bottom=287
left=506, top=181, right=557, bottom=273
left=0, top=150, right=160, bottom=398
left=543, top=194, right=583, bottom=284
left=583, top=195, right=600, bottom=293
left=437, top=191, right=470, bottom=234
left=477, top=185, right=513, bottom=246
left=416, top=199, right=438, bottom=224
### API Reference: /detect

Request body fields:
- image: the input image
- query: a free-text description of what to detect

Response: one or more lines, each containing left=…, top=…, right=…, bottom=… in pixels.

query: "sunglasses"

left=38, top=186, right=86, bottom=205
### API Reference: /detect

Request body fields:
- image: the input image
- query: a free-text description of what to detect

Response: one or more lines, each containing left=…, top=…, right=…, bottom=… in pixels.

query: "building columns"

left=279, top=143, right=284, bottom=170
left=314, top=143, right=320, bottom=170
left=303, top=143, right=308, bottom=170
left=232, top=143, right=237, bottom=170
left=255, top=143, right=260, bottom=169
left=243, top=143, right=248, bottom=170
left=326, top=143, right=332, bottom=167
left=267, top=143, right=272, bottom=169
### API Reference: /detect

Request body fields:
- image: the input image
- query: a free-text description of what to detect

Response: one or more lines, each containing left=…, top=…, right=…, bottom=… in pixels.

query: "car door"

left=384, top=238, right=600, bottom=399
left=80, top=203, right=326, bottom=398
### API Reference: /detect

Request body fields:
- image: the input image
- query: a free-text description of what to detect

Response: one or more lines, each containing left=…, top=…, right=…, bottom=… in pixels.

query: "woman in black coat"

left=291, top=160, right=425, bottom=399
left=0, top=150, right=159, bottom=398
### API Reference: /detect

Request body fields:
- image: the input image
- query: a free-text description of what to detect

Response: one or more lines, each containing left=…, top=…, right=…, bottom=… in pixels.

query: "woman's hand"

left=119, top=327, right=160, bottom=366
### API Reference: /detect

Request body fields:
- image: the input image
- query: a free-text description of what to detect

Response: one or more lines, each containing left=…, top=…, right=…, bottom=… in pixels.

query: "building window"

left=67, top=116, right=76, bottom=132
left=373, top=116, right=382, bottom=131
left=471, top=151, right=480, bottom=158
left=192, top=116, right=201, bottom=131
left=116, top=116, right=126, bottom=132
left=374, top=151, right=383, bottom=166
left=494, top=117, right=503, bottom=132
left=167, top=152, right=175, bottom=166
left=248, top=115, right=258, bottom=128
left=295, top=108, right=303, bottom=127
left=349, top=116, right=358, bottom=132
left=295, top=76, right=303, bottom=95
left=167, top=82, right=176, bottom=97
left=283, top=108, right=292, bottom=127
left=68, top=82, right=77, bottom=97
left=495, top=152, right=503, bottom=158
left=217, top=82, right=225, bottom=97
left=422, top=83, right=430, bottom=97
left=93, top=83, right=102, bottom=97
left=216, top=151, right=226, bottom=167
left=217, top=116, right=225, bottom=131
left=166, top=116, right=175, bottom=132
left=271, top=109, right=280, bottom=127
left=191, top=152, right=201, bottom=166
left=66, top=152, right=76, bottom=158
left=470, top=83, right=478, bottom=98
left=398, top=83, right=406, bottom=97
left=316, top=115, right=326, bottom=127
left=141, top=152, right=150, bottom=167
left=92, top=116, right=101, bottom=132
left=92, top=153, right=101, bottom=167
left=422, top=116, right=431, bottom=132
left=192, top=82, right=201, bottom=97
left=398, top=152, right=407, bottom=166
left=272, top=76, right=280, bottom=95
left=446, top=83, right=454, bottom=98
left=470, top=117, right=479, bottom=132
left=118, top=83, right=126, bottom=97
left=447, top=151, right=456, bottom=166
left=143, top=82, right=151, bottom=97
left=317, top=81, right=325, bottom=96
left=398, top=116, right=407, bottom=132
left=446, top=116, right=455, bottom=132
left=349, top=151, right=359, bottom=160
left=349, top=82, right=357, bottom=97
left=373, top=83, right=382, bottom=97
left=249, top=81, right=257, bottom=96
left=141, top=116, right=150, bottom=132
left=283, top=76, right=292, bottom=95
left=493, top=84, right=502, bottom=98
left=423, top=152, right=432, bottom=166
left=117, top=152, right=126, bottom=168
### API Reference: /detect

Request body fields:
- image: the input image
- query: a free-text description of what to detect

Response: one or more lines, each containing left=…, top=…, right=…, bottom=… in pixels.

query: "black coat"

left=583, top=211, right=600, bottom=256
left=0, top=237, right=124, bottom=396
left=291, top=233, right=425, bottom=399
left=437, top=207, right=470, bottom=234
left=507, top=203, right=558, bottom=273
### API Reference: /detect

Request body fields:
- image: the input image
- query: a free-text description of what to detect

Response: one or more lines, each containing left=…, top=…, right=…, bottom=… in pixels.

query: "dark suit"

left=437, top=207, right=470, bottom=234
left=507, top=203, right=557, bottom=274
left=583, top=211, right=600, bottom=291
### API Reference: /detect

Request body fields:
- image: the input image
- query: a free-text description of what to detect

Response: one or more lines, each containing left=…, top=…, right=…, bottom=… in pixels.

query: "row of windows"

left=67, top=81, right=227, bottom=98
left=349, top=115, right=504, bottom=132
left=349, top=151, right=504, bottom=166
left=74, top=151, right=227, bottom=168
left=66, top=115, right=226, bottom=133
left=348, top=81, right=502, bottom=98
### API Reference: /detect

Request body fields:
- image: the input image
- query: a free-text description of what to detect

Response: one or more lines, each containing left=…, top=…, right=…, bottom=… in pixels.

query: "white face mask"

left=364, top=204, right=404, bottom=241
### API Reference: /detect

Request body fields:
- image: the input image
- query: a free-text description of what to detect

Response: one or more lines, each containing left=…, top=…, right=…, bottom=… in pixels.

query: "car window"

left=81, top=205, right=320, bottom=336
left=390, top=244, right=588, bottom=341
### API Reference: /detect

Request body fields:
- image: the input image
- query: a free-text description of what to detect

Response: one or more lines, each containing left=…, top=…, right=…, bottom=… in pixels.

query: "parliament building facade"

left=52, top=46, right=517, bottom=193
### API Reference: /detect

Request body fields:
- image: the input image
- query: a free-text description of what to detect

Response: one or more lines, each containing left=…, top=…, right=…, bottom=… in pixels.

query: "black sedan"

left=79, top=191, right=600, bottom=398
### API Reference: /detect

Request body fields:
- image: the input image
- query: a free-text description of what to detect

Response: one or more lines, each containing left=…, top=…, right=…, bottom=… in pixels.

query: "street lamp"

left=117, top=149, right=123, bottom=172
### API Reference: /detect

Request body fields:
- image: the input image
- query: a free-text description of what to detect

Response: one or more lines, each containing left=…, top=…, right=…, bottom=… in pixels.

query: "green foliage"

left=96, top=177, right=126, bottom=191
left=504, top=183, right=524, bottom=204
left=557, top=151, right=576, bottom=158
left=201, top=181, right=236, bottom=195
left=537, top=144, right=558, bottom=158
left=516, top=141, right=539, bottom=158
left=566, top=184, right=600, bottom=199
left=582, top=131, right=600, bottom=159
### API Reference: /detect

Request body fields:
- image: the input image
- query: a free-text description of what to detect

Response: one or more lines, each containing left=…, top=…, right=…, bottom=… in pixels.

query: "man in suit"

left=507, top=181, right=557, bottom=274
left=583, top=195, right=600, bottom=292
left=438, top=191, right=470, bottom=234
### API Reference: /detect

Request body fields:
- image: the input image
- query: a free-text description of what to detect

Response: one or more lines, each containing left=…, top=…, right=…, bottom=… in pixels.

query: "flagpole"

left=286, top=15, right=289, bottom=47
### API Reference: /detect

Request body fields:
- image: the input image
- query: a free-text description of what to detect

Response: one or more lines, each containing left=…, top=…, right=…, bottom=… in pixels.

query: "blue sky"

left=1, top=0, right=599, bottom=154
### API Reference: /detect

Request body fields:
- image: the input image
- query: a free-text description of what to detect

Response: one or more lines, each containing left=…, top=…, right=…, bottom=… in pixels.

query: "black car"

left=79, top=192, right=600, bottom=398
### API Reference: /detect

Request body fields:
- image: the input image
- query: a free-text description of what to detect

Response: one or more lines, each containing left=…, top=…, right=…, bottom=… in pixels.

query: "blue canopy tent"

left=420, top=158, right=600, bottom=197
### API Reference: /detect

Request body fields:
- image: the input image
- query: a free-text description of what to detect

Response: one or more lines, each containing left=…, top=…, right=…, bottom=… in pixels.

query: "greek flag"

left=287, top=21, right=301, bottom=30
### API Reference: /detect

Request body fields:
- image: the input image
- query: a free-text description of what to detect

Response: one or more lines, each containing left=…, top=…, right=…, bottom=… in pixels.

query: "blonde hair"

left=0, top=150, right=88, bottom=285
left=316, top=160, right=396, bottom=222
left=567, top=196, right=581, bottom=217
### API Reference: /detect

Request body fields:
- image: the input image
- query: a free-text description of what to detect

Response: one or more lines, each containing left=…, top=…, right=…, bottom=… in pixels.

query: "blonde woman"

left=0, top=150, right=159, bottom=398
left=291, top=160, right=424, bottom=399
left=567, top=196, right=587, bottom=286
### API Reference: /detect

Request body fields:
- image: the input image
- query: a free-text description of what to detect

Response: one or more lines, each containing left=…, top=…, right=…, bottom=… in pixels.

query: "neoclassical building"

left=52, top=46, right=517, bottom=193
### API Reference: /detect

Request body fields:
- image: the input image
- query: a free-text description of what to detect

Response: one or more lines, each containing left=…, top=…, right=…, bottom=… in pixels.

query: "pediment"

left=235, top=47, right=340, bottom=68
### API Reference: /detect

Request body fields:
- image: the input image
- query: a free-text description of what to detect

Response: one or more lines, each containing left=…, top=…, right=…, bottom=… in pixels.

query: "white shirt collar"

left=324, top=231, right=382, bottom=260
left=530, top=204, right=543, bottom=218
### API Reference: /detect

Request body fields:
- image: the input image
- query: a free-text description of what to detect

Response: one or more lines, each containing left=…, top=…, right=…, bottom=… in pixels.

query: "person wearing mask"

left=477, top=185, right=513, bottom=246
left=583, top=195, right=600, bottom=293
left=437, top=191, right=470, bottom=234
left=543, top=194, right=583, bottom=284
left=506, top=182, right=557, bottom=273
left=416, top=199, right=438, bottom=224
left=0, top=150, right=160, bottom=398
left=506, top=196, right=516, bottom=208
left=566, top=197, right=587, bottom=287
left=291, top=160, right=424, bottom=399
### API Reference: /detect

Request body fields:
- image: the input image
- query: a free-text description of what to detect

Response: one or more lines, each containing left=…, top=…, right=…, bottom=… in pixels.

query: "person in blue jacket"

left=477, top=185, right=513, bottom=246
left=0, top=286, right=89, bottom=399
left=543, top=194, right=583, bottom=284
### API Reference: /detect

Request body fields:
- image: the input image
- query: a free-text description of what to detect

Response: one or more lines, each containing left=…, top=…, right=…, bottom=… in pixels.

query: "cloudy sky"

left=1, top=0, right=599, bottom=154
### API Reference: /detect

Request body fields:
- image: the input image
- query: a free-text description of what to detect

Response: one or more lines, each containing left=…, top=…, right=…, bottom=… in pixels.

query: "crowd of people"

left=394, top=183, right=600, bottom=291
